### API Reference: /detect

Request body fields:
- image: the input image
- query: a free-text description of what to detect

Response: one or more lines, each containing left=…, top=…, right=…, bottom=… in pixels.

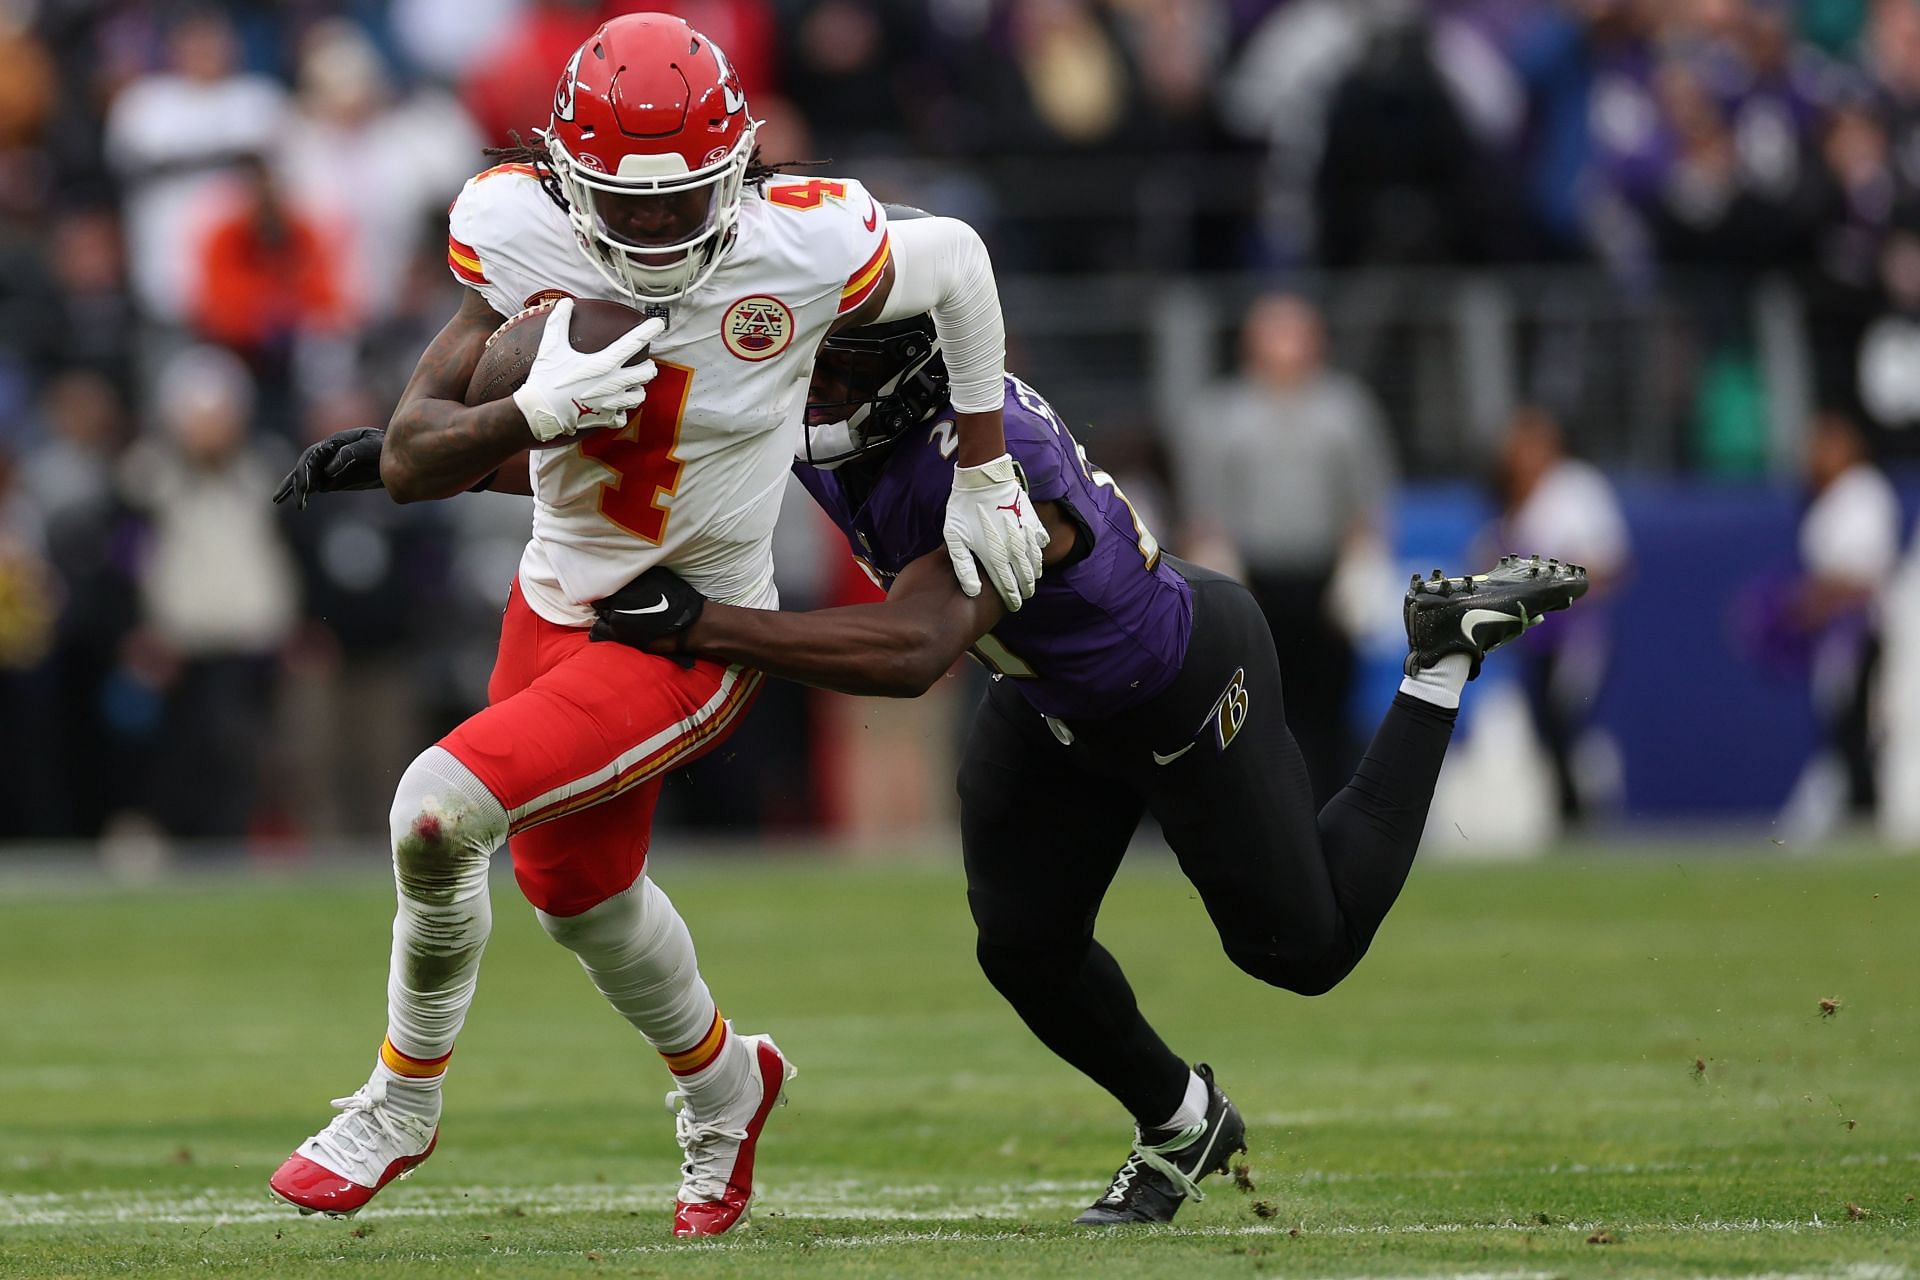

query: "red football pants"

left=439, top=579, right=760, bottom=916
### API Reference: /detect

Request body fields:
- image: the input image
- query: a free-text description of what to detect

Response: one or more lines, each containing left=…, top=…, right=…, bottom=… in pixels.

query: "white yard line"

left=0, top=1179, right=1906, bottom=1241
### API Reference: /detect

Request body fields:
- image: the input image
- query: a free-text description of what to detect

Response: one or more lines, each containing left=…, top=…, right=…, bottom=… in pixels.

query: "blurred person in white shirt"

left=1784, top=410, right=1899, bottom=836
left=1492, top=406, right=1632, bottom=823
left=277, top=20, right=483, bottom=328
left=103, top=8, right=289, bottom=324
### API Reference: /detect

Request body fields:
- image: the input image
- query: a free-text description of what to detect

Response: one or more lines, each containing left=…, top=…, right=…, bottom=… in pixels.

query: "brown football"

left=465, top=297, right=655, bottom=430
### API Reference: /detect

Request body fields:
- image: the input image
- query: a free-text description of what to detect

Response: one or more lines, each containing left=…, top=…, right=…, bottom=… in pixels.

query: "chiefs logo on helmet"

left=554, top=45, right=583, bottom=122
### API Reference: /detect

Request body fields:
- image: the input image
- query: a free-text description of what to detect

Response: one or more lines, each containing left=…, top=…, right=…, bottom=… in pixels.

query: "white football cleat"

left=668, top=1033, right=795, bottom=1236
left=268, top=1080, right=438, bottom=1217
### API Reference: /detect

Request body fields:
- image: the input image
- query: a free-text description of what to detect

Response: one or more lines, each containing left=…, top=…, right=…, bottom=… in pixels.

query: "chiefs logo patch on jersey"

left=722, top=295, right=794, bottom=362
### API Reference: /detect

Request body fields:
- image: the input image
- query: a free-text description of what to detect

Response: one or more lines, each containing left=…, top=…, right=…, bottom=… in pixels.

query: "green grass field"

left=0, top=848, right=1913, bottom=1278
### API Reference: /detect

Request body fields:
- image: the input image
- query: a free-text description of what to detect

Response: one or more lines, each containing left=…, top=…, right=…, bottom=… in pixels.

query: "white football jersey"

left=446, top=163, right=892, bottom=624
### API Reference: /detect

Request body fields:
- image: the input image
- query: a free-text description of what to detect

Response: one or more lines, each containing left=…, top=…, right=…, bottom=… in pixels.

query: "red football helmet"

left=541, top=13, right=757, bottom=301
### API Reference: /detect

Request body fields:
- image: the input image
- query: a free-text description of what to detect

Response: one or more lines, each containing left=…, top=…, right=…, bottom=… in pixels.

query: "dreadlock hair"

left=481, top=131, right=828, bottom=215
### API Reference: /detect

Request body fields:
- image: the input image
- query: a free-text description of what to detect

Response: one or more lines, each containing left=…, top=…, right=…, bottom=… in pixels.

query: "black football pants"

left=957, top=559, right=1457, bottom=1126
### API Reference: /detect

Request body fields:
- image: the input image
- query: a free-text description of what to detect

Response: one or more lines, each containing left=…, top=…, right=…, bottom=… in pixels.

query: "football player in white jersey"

left=268, top=12, right=1044, bottom=1236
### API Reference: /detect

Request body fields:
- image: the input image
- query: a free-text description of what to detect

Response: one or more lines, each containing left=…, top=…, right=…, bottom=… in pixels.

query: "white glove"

left=944, top=453, right=1048, bottom=610
left=510, top=299, right=664, bottom=443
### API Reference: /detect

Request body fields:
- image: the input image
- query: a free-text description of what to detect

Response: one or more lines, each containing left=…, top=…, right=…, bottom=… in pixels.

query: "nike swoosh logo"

left=614, top=599, right=671, bottom=616
left=1151, top=742, right=1195, bottom=766
left=863, top=198, right=878, bottom=232
left=1460, top=606, right=1529, bottom=645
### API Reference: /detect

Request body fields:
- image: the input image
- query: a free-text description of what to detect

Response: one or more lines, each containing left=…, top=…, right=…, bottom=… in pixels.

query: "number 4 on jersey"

left=767, top=179, right=848, bottom=211
left=578, top=360, right=693, bottom=545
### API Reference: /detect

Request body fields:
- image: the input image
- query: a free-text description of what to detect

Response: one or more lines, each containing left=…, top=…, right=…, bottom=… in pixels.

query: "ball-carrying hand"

left=273, top=426, right=387, bottom=509
left=511, top=298, right=663, bottom=443
left=590, top=565, right=709, bottom=658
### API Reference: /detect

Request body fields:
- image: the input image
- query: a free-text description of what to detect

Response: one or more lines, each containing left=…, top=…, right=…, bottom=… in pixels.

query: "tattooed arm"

left=380, top=289, right=535, bottom=503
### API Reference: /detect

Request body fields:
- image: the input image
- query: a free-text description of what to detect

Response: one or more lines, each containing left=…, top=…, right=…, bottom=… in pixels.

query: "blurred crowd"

left=0, top=0, right=1915, bottom=846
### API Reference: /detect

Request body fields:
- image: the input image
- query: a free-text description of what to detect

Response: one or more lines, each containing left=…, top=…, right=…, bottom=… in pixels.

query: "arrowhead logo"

left=710, top=43, right=746, bottom=116
left=554, top=45, right=584, bottom=122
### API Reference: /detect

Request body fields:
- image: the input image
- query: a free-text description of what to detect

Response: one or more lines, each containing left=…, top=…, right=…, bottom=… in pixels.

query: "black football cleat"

left=1073, top=1064, right=1247, bottom=1226
left=1404, top=554, right=1589, bottom=680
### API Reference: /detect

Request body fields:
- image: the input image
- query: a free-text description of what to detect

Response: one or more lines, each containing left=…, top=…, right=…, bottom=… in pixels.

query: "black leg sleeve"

left=1144, top=570, right=1456, bottom=997
left=1309, top=691, right=1457, bottom=976
left=959, top=684, right=1191, bottom=1127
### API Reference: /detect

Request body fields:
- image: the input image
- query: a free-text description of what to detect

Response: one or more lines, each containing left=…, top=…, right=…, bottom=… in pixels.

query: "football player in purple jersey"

left=589, top=295, right=1589, bottom=1224
left=276, top=215, right=1589, bottom=1225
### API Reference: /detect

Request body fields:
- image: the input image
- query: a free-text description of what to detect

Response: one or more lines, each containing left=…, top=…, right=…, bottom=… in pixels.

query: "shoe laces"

left=1101, top=1119, right=1209, bottom=1205
left=309, top=1081, right=434, bottom=1175
left=665, top=1087, right=750, bottom=1203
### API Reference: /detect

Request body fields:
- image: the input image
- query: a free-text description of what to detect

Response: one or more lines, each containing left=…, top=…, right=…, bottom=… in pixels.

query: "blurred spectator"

left=1781, top=409, right=1899, bottom=837
left=25, top=371, right=124, bottom=546
left=118, top=346, right=298, bottom=838
left=1177, top=293, right=1396, bottom=805
left=277, top=20, right=482, bottom=329
left=1851, top=227, right=1920, bottom=455
left=1489, top=404, right=1632, bottom=824
left=783, top=0, right=930, bottom=157
left=192, top=157, right=348, bottom=362
left=0, top=13, right=56, bottom=218
left=1805, top=92, right=1900, bottom=422
left=1645, top=60, right=1814, bottom=269
left=46, top=206, right=136, bottom=386
left=21, top=372, right=137, bottom=838
left=0, top=427, right=65, bottom=837
left=1314, top=11, right=1487, bottom=266
left=103, top=8, right=290, bottom=323
left=392, top=0, right=530, bottom=84
left=1868, top=0, right=1920, bottom=193
left=1224, top=0, right=1511, bottom=264
left=460, top=0, right=610, bottom=144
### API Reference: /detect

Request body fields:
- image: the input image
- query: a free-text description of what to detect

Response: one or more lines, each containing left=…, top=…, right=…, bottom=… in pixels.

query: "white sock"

left=1398, top=653, right=1471, bottom=711
left=1153, top=1069, right=1210, bottom=1135
left=537, top=874, right=748, bottom=1111
left=378, top=746, right=504, bottom=1114
left=371, top=1060, right=444, bottom=1124
left=670, top=1025, right=751, bottom=1112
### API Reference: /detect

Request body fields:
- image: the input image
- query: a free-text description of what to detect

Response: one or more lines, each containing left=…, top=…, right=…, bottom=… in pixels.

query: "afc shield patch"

left=721, top=295, right=794, bottom=362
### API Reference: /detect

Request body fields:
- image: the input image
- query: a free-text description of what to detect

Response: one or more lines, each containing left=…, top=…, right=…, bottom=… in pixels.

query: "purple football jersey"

left=794, top=375, right=1193, bottom=719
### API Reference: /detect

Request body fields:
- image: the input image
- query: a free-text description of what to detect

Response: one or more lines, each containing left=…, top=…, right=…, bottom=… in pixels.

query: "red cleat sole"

left=268, top=1131, right=438, bottom=1218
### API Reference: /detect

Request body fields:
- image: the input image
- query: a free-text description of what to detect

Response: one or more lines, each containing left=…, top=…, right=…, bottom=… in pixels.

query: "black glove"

left=590, top=566, right=708, bottom=660
left=273, top=426, right=387, bottom=509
